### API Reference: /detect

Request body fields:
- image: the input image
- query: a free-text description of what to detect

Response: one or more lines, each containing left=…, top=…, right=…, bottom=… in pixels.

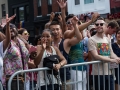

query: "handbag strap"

left=18, top=40, right=24, bottom=70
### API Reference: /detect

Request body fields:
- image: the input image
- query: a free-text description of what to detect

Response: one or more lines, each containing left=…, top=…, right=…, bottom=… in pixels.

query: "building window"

left=38, top=0, right=42, bottom=15
left=75, top=0, right=80, bottom=5
left=13, top=8, right=17, bottom=23
left=48, top=0, right=52, bottom=14
left=84, top=0, right=94, bottom=4
left=48, top=0, right=52, bottom=5
left=19, top=7, right=24, bottom=21
left=1, top=4, right=6, bottom=17
left=25, top=5, right=29, bottom=21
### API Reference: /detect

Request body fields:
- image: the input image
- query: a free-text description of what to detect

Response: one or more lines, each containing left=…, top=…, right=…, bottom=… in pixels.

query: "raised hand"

left=50, top=12, right=55, bottom=21
left=3, top=14, right=16, bottom=52
left=57, top=0, right=67, bottom=9
left=71, top=16, right=79, bottom=26
left=41, top=38, right=46, bottom=49
left=91, top=12, right=100, bottom=23
left=58, top=14, right=62, bottom=23
left=86, top=30, right=91, bottom=38
left=43, top=43, right=46, bottom=49
left=6, top=14, right=16, bottom=24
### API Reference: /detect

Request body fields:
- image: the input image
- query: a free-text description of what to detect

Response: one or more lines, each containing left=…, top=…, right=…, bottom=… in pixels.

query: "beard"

left=11, top=36, right=15, bottom=40
left=11, top=34, right=17, bottom=40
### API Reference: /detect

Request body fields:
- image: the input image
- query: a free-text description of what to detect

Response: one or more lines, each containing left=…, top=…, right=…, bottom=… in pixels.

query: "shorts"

left=71, top=70, right=86, bottom=90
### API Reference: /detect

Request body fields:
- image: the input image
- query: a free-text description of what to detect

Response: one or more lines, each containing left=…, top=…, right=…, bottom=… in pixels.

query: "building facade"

left=67, top=0, right=110, bottom=14
left=0, top=0, right=8, bottom=22
left=6, top=0, right=120, bottom=44
left=110, top=0, right=120, bottom=13
left=7, top=0, right=35, bottom=44
left=33, top=0, right=65, bottom=35
left=7, top=0, right=66, bottom=44
left=107, top=0, right=120, bottom=20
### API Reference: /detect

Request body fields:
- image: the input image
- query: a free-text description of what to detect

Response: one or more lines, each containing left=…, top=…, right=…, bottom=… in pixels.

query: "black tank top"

left=59, top=39, right=70, bottom=81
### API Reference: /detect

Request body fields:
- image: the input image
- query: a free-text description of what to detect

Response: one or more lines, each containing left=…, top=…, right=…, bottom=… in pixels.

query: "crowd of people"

left=0, top=0, right=120, bottom=90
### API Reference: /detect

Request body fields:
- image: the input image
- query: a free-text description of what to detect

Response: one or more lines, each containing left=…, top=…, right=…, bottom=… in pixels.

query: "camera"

left=53, top=12, right=61, bottom=22
left=55, top=12, right=60, bottom=18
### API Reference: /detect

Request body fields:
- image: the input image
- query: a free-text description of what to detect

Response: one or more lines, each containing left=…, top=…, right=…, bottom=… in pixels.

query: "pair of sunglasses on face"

left=24, top=33, right=29, bottom=35
left=66, top=21, right=81, bottom=25
left=66, top=21, right=72, bottom=24
left=95, top=23, right=104, bottom=26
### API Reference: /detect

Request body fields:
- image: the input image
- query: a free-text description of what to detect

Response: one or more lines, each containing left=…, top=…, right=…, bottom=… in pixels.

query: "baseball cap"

left=88, top=25, right=95, bottom=31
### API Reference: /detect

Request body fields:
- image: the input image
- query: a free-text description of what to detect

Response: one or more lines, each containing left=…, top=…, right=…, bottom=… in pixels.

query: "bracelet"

left=59, top=62, right=63, bottom=67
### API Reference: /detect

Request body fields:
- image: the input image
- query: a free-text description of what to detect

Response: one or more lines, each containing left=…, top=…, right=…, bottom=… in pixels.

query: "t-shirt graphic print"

left=97, top=43, right=110, bottom=56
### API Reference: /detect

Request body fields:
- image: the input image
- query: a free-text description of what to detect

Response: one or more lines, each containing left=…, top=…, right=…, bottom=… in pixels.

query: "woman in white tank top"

left=34, top=29, right=67, bottom=90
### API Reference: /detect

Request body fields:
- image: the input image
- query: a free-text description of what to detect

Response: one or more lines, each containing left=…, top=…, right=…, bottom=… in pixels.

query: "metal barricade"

left=7, top=61, right=119, bottom=90
left=0, top=81, right=3, bottom=90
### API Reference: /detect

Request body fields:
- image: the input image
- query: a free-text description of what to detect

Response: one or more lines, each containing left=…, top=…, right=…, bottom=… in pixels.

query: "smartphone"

left=29, top=46, right=37, bottom=53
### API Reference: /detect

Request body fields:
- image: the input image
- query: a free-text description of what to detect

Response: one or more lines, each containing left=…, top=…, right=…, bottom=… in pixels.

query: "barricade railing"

left=0, top=81, right=3, bottom=90
left=7, top=61, right=119, bottom=90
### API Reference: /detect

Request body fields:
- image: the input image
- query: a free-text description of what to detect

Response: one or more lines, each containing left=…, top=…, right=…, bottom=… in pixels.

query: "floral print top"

left=3, top=38, right=29, bottom=85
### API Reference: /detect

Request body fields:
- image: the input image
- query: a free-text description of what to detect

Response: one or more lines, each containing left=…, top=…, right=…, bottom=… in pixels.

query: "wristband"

left=59, top=62, right=63, bottom=67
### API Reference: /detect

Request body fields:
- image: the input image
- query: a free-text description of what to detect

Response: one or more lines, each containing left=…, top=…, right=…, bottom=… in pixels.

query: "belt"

left=6, top=75, right=24, bottom=82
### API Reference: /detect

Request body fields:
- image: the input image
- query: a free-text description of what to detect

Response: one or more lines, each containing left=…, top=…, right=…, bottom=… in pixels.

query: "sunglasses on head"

left=95, top=23, right=104, bottom=26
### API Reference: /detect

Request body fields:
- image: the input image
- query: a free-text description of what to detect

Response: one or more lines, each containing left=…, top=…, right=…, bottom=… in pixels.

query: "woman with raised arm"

left=2, top=18, right=31, bottom=90
left=0, top=14, right=16, bottom=90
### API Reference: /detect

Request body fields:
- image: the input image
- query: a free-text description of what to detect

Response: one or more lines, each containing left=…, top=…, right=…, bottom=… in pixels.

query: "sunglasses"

left=24, top=33, right=29, bottom=35
left=66, top=21, right=81, bottom=25
left=66, top=21, right=72, bottom=24
left=95, top=23, right=104, bottom=26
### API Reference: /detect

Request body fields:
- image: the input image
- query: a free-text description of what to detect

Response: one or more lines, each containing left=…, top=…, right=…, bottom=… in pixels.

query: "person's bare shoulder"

left=64, top=30, right=73, bottom=39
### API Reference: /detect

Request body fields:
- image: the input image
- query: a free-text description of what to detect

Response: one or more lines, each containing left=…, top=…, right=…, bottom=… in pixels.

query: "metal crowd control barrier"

left=0, top=81, right=3, bottom=90
left=7, top=61, right=119, bottom=90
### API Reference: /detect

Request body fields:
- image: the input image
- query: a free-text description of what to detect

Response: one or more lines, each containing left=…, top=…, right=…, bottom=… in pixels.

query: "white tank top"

left=37, top=46, right=58, bottom=86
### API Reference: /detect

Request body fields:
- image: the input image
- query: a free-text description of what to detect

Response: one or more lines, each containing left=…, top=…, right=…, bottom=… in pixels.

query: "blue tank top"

left=59, top=39, right=71, bottom=81
left=68, top=41, right=86, bottom=71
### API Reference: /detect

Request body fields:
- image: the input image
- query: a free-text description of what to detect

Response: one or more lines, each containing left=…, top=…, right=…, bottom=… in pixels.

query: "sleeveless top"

left=68, top=41, right=86, bottom=71
left=37, top=46, right=58, bottom=86
left=112, top=43, right=120, bottom=57
left=112, top=43, right=120, bottom=69
left=59, top=39, right=70, bottom=81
